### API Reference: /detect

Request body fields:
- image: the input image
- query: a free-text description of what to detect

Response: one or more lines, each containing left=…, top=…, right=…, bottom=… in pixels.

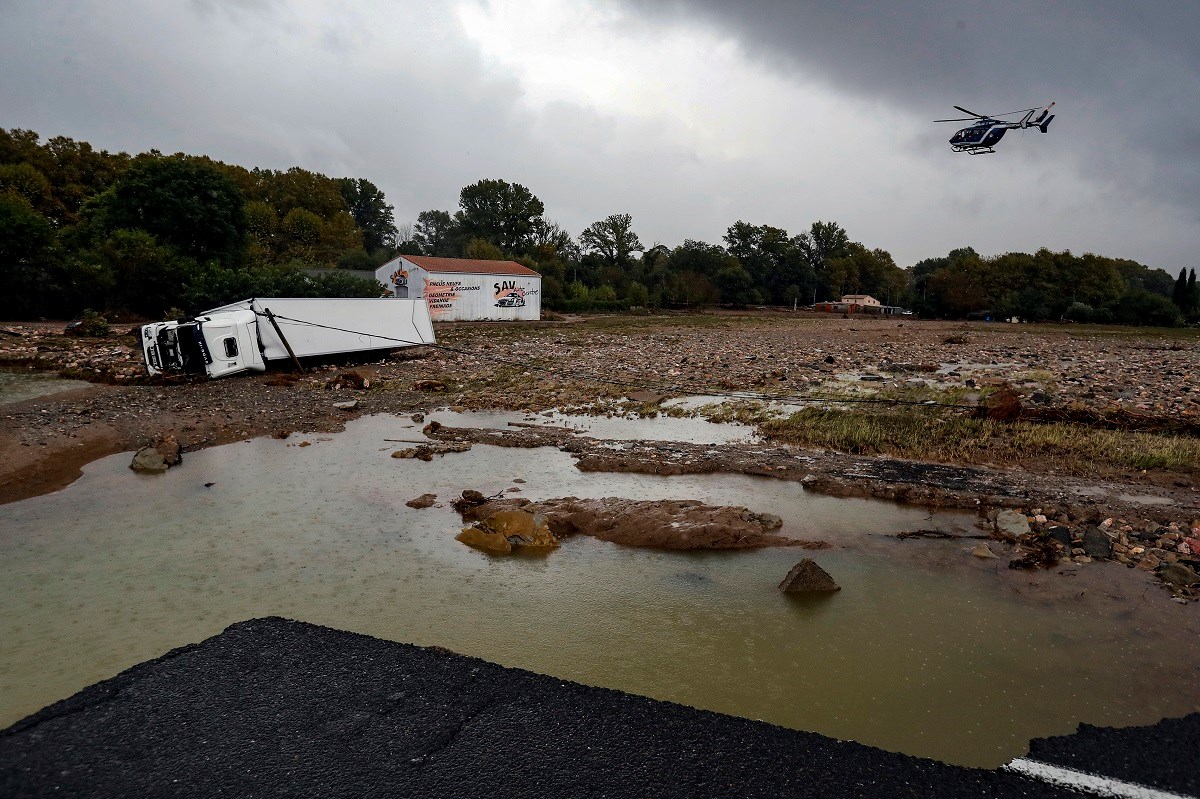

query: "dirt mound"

left=457, top=495, right=829, bottom=551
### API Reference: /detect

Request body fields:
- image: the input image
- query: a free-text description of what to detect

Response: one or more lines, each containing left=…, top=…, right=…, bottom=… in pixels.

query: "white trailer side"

left=203, top=298, right=435, bottom=362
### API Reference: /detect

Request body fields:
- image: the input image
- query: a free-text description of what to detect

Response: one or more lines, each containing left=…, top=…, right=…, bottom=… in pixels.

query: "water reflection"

left=0, top=414, right=1196, bottom=768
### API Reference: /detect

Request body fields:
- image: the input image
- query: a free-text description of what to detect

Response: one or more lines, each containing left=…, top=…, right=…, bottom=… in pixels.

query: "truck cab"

left=141, top=311, right=265, bottom=378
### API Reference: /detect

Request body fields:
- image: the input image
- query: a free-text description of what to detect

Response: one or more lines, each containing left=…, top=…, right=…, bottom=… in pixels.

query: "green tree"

left=713, top=262, right=757, bottom=305
left=579, top=213, right=643, bottom=270
left=723, top=221, right=814, bottom=305
left=825, top=243, right=905, bottom=305
left=663, top=240, right=730, bottom=306
left=104, top=155, right=247, bottom=263
left=796, top=220, right=851, bottom=301
left=0, top=192, right=56, bottom=317
left=1172, top=267, right=1188, bottom=308
left=455, top=179, right=544, bottom=254
left=413, top=210, right=459, bottom=256
left=279, top=207, right=324, bottom=262
left=1112, top=288, right=1182, bottom=326
left=464, top=237, right=504, bottom=260
left=316, top=210, right=363, bottom=263
left=530, top=218, right=579, bottom=261
left=338, top=177, right=396, bottom=252
left=252, top=166, right=347, bottom=219
left=593, top=283, right=618, bottom=302
left=626, top=281, right=649, bottom=307
left=97, top=228, right=190, bottom=316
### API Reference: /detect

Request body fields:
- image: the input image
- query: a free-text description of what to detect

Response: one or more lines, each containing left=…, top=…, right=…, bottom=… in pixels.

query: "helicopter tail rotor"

left=1033, top=101, right=1056, bottom=131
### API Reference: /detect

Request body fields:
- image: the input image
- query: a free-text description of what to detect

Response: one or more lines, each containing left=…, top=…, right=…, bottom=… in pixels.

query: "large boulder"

left=778, top=559, right=840, bottom=593
left=130, top=447, right=168, bottom=473
left=131, top=435, right=183, bottom=473
left=455, top=509, right=558, bottom=554
left=994, top=510, right=1031, bottom=540
left=483, top=510, right=558, bottom=549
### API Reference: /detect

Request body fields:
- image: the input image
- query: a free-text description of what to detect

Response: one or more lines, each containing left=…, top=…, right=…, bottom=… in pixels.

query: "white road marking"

left=1004, top=758, right=1196, bottom=799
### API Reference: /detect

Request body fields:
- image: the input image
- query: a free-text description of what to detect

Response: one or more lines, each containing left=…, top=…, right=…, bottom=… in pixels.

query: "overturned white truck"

left=140, top=298, right=436, bottom=379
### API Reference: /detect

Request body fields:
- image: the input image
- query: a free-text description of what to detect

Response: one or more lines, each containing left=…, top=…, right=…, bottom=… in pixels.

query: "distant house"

left=813, top=294, right=904, bottom=316
left=374, top=255, right=541, bottom=321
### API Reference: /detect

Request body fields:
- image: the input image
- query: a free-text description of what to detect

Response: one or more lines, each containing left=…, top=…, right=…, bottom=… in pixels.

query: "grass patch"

left=760, top=407, right=1200, bottom=474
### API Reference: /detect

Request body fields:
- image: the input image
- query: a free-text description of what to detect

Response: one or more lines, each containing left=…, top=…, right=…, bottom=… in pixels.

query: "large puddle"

left=1, top=414, right=1197, bottom=768
left=0, top=369, right=91, bottom=405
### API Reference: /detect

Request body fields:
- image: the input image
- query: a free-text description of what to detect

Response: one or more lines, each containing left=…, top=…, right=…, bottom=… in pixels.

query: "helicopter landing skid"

left=951, top=145, right=996, bottom=155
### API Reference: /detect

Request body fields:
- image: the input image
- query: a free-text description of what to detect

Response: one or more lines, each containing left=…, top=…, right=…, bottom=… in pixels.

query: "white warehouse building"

left=375, top=255, right=542, bottom=321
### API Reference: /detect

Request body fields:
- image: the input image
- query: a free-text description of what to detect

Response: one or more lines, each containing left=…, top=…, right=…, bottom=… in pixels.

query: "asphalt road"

left=1, top=618, right=1195, bottom=798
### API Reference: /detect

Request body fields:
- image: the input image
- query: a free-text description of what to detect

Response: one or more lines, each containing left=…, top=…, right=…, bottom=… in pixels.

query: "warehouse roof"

left=400, top=255, right=539, bottom=277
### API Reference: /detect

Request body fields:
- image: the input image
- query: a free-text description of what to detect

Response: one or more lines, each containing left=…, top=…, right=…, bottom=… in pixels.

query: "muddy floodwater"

left=0, top=370, right=91, bottom=405
left=1, top=414, right=1197, bottom=768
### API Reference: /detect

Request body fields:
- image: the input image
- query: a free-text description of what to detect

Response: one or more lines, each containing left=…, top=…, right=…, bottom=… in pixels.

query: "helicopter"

left=934, top=102, right=1055, bottom=154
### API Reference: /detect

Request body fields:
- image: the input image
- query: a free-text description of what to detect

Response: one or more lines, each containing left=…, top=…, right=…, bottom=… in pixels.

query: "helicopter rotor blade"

left=990, top=106, right=1040, bottom=118
left=951, top=104, right=1041, bottom=120
left=933, top=117, right=978, bottom=122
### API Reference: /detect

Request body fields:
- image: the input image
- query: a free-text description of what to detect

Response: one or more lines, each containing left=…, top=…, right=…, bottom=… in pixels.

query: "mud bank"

left=429, top=424, right=1200, bottom=524
left=2, top=617, right=1193, bottom=798
left=457, top=494, right=832, bottom=550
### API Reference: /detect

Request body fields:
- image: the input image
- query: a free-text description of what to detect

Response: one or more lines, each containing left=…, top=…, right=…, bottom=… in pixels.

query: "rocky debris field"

left=2, top=313, right=1199, bottom=600
left=994, top=508, right=1200, bottom=601
left=4, top=313, right=1200, bottom=418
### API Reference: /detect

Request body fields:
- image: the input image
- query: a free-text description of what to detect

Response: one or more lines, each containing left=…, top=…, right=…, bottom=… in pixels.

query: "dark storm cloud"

left=628, top=1, right=1200, bottom=215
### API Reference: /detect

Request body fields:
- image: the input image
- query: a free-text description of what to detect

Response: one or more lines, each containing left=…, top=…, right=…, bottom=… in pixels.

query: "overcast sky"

left=3, top=0, right=1198, bottom=271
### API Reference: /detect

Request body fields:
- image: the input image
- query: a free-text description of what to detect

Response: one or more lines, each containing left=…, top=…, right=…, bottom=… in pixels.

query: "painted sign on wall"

left=425, top=278, right=482, bottom=317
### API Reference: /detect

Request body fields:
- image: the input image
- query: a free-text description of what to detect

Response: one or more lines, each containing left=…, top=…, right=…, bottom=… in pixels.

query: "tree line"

left=1, top=128, right=1195, bottom=325
left=1, top=129, right=393, bottom=318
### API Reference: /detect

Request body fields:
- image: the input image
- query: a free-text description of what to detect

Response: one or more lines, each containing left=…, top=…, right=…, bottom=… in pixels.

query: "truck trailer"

left=140, top=297, right=436, bottom=379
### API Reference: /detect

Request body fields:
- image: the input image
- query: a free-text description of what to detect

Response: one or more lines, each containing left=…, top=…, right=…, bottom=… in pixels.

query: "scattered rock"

left=332, top=400, right=358, bottom=410
left=391, top=441, right=472, bottom=461
left=1158, top=563, right=1198, bottom=589
left=406, top=493, right=437, bottom=509
left=1082, top=526, right=1113, bottom=559
left=971, top=543, right=999, bottom=559
left=413, top=379, right=447, bottom=392
left=1047, top=525, right=1072, bottom=548
left=324, top=371, right=366, bottom=390
left=778, top=559, right=840, bottom=593
left=451, top=489, right=489, bottom=513
left=422, top=420, right=442, bottom=436
left=994, top=509, right=1031, bottom=540
left=455, top=526, right=512, bottom=554
left=979, top=386, right=1022, bottom=421
left=411, top=413, right=425, bottom=423
left=482, top=509, right=558, bottom=548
